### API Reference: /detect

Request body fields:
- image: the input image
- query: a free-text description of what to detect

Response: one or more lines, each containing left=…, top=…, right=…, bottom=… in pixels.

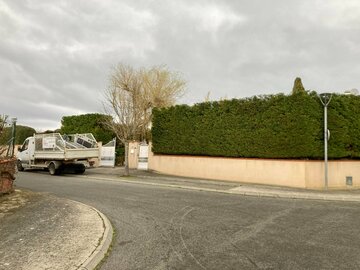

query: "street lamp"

left=6, top=117, right=17, bottom=157
left=319, top=93, right=332, bottom=190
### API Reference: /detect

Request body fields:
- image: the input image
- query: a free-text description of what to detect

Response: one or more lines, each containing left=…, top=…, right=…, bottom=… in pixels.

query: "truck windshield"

left=21, top=139, right=29, bottom=151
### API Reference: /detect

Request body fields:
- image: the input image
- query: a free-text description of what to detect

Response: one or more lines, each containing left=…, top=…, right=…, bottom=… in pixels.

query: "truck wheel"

left=75, top=168, right=85, bottom=174
left=48, top=163, right=58, bottom=176
left=75, top=164, right=85, bottom=174
left=17, top=160, right=24, bottom=171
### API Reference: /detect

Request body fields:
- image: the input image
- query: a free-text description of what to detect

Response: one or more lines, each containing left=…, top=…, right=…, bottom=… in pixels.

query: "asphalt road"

left=16, top=171, right=360, bottom=270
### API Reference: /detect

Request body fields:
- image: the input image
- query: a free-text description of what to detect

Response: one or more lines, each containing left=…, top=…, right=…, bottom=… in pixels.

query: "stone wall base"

left=0, top=159, right=16, bottom=195
left=0, top=177, right=14, bottom=194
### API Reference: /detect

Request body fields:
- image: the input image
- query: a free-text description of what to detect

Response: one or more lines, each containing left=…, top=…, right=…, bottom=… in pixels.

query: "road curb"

left=76, top=175, right=360, bottom=203
left=227, top=189, right=360, bottom=202
left=75, top=202, right=114, bottom=270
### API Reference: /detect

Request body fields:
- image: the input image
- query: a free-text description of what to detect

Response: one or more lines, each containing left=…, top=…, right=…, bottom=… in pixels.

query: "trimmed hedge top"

left=152, top=92, right=360, bottom=159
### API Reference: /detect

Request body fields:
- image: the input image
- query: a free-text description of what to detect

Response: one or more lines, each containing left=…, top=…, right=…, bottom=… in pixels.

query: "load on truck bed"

left=17, top=133, right=99, bottom=175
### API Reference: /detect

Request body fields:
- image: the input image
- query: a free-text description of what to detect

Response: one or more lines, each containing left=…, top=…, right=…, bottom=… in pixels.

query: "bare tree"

left=204, top=91, right=211, bottom=102
left=103, top=64, right=186, bottom=176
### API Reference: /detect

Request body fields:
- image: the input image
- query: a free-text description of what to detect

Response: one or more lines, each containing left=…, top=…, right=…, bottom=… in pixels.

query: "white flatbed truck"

left=17, top=133, right=99, bottom=175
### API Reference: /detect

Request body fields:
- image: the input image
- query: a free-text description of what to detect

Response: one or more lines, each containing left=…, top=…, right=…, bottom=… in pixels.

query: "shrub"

left=152, top=92, right=360, bottom=159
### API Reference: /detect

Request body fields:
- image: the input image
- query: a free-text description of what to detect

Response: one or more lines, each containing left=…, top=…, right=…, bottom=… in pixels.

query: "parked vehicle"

left=17, top=133, right=99, bottom=175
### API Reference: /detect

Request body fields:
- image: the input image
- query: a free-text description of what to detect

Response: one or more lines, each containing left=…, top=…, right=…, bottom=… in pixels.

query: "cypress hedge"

left=151, top=92, right=360, bottom=159
left=60, top=113, right=114, bottom=143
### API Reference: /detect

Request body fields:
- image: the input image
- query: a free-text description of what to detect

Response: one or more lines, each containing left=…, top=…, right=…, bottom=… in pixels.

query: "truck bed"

left=33, top=133, right=99, bottom=160
left=34, top=148, right=99, bottom=160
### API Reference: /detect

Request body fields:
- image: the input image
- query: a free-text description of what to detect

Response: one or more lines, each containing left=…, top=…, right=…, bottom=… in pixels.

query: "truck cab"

left=17, top=137, right=35, bottom=170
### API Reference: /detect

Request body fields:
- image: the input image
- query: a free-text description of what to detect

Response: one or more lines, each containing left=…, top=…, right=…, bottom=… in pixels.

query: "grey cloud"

left=1, top=0, right=359, bottom=130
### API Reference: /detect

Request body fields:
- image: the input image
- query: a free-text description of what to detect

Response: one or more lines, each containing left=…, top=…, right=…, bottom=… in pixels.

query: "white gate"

left=100, top=138, right=116, bottom=167
left=137, top=142, right=149, bottom=170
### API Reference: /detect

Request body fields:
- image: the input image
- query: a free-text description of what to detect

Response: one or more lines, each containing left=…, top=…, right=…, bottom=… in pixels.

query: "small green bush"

left=0, top=125, right=36, bottom=145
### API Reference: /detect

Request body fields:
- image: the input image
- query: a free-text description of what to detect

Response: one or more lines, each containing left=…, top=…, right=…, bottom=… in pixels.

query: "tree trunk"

left=124, top=141, right=129, bottom=176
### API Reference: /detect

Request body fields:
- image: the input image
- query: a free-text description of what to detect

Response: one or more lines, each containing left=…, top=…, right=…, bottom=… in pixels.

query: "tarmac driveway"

left=16, top=171, right=360, bottom=270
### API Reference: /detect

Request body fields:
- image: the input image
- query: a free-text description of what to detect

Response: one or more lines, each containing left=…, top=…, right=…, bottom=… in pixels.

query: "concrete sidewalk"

left=83, top=167, right=360, bottom=202
left=0, top=190, right=112, bottom=270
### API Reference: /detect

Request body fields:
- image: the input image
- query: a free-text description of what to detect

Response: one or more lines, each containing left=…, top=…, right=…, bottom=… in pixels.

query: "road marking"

left=178, top=207, right=207, bottom=270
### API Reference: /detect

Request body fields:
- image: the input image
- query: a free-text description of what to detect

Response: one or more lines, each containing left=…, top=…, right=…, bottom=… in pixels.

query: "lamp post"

left=319, top=93, right=332, bottom=190
left=6, top=117, right=17, bottom=157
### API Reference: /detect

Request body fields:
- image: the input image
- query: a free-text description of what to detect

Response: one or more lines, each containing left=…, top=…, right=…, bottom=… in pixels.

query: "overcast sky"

left=1, top=0, right=359, bottom=131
